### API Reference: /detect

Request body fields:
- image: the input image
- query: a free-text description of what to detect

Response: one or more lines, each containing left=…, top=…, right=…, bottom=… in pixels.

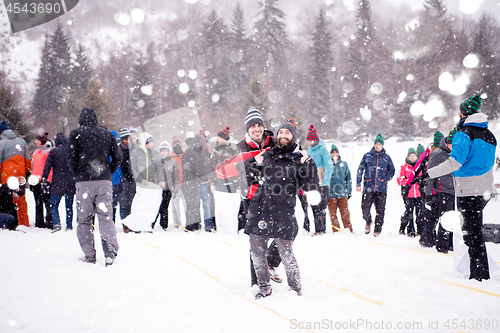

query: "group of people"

left=0, top=93, right=496, bottom=294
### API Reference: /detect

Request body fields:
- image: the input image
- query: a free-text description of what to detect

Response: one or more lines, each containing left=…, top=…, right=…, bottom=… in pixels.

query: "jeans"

left=50, top=193, right=74, bottom=229
left=119, top=180, right=136, bottom=220
left=198, top=183, right=212, bottom=231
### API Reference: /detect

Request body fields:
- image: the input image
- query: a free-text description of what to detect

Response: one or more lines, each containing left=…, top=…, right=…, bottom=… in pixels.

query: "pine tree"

left=129, top=52, right=157, bottom=125
left=245, top=76, right=270, bottom=127
left=0, top=77, right=30, bottom=140
left=229, top=2, right=252, bottom=93
left=309, top=9, right=333, bottom=132
left=71, top=43, right=93, bottom=96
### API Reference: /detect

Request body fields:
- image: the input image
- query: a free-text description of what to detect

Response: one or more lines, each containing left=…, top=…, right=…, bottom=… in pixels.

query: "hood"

left=189, top=134, right=207, bottom=149
left=309, top=138, right=326, bottom=151
left=438, top=136, right=450, bottom=152
left=79, top=107, right=98, bottom=127
left=139, top=132, right=153, bottom=150
left=462, top=112, right=488, bottom=129
left=1, top=129, right=17, bottom=139
left=54, top=132, right=67, bottom=147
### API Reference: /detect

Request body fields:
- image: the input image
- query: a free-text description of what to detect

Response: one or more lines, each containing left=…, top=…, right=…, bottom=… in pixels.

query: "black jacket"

left=42, top=133, right=76, bottom=196
left=424, top=137, right=455, bottom=196
left=182, top=134, right=212, bottom=184
left=0, top=183, right=26, bottom=229
left=210, top=142, right=240, bottom=192
left=120, top=141, right=134, bottom=183
left=244, top=143, right=319, bottom=240
left=67, top=108, right=122, bottom=182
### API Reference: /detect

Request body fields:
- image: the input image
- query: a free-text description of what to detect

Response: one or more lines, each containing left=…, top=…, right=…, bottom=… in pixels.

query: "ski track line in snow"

left=118, top=233, right=318, bottom=333
left=159, top=226, right=387, bottom=307
left=296, top=240, right=500, bottom=299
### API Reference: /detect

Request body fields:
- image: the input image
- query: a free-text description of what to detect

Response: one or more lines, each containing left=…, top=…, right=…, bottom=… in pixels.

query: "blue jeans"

left=50, top=193, right=74, bottom=229
left=198, top=183, right=212, bottom=231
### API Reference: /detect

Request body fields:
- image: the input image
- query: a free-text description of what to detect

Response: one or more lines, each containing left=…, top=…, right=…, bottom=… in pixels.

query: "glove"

left=410, top=169, right=429, bottom=186
left=41, top=181, right=51, bottom=195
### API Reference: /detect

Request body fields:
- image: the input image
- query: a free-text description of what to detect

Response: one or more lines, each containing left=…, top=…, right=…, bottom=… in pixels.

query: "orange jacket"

left=0, top=129, right=31, bottom=185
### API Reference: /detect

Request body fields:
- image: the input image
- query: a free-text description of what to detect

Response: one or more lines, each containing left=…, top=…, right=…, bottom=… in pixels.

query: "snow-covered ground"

left=1, top=138, right=500, bottom=333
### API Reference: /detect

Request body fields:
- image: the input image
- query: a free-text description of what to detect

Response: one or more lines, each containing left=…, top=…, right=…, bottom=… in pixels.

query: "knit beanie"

left=416, top=144, right=425, bottom=157
left=445, top=127, right=457, bottom=144
left=459, top=95, right=482, bottom=115
left=217, top=126, right=231, bottom=141
left=330, top=144, right=339, bottom=153
left=185, top=131, right=195, bottom=141
left=0, top=120, right=9, bottom=134
left=245, top=107, right=265, bottom=132
left=172, top=136, right=182, bottom=147
left=407, top=148, right=416, bottom=157
left=129, top=126, right=138, bottom=134
left=120, top=126, right=131, bottom=139
left=159, top=141, right=170, bottom=151
left=36, top=132, right=49, bottom=145
left=278, top=118, right=298, bottom=140
left=374, top=133, right=384, bottom=146
left=199, top=130, right=207, bottom=142
left=306, top=125, right=319, bottom=141
left=433, top=131, right=444, bottom=147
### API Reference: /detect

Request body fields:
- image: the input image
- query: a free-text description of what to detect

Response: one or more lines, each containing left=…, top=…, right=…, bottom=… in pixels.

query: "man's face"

left=122, top=137, right=130, bottom=147
left=331, top=151, right=339, bottom=160
left=216, top=136, right=227, bottom=145
left=277, top=128, right=293, bottom=147
left=131, top=132, right=138, bottom=142
left=146, top=141, right=154, bottom=150
left=248, top=124, right=264, bottom=143
left=307, top=140, right=316, bottom=147
left=374, top=142, right=383, bottom=152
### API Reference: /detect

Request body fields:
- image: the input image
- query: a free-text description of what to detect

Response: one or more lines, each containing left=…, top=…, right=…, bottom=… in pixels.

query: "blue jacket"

left=110, top=130, right=123, bottom=186
left=307, top=139, right=333, bottom=186
left=356, top=147, right=395, bottom=192
left=328, top=156, right=352, bottom=198
left=428, top=113, right=497, bottom=196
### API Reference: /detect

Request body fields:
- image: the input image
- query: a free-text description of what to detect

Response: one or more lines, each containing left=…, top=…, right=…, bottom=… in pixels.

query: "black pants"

left=311, top=186, right=328, bottom=233
left=435, top=193, right=455, bottom=253
left=297, top=194, right=310, bottom=231
left=32, top=182, right=53, bottom=228
left=156, top=189, right=172, bottom=229
left=458, top=196, right=489, bottom=281
left=400, top=197, right=424, bottom=235
left=361, top=191, right=387, bottom=233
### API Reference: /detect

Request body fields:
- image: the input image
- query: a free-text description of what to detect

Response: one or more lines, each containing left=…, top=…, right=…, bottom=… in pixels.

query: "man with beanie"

left=327, top=144, right=353, bottom=233
left=170, top=136, right=185, bottom=228
left=416, top=144, right=425, bottom=158
left=128, top=126, right=139, bottom=151
left=156, top=141, right=179, bottom=230
left=356, top=133, right=395, bottom=236
left=245, top=118, right=319, bottom=299
left=0, top=121, right=31, bottom=227
left=210, top=126, right=240, bottom=234
left=67, top=108, right=122, bottom=265
left=118, top=127, right=135, bottom=232
left=421, top=128, right=456, bottom=252
left=423, top=95, right=496, bottom=281
left=306, top=124, right=333, bottom=236
left=31, top=132, right=53, bottom=229
left=130, top=133, right=165, bottom=189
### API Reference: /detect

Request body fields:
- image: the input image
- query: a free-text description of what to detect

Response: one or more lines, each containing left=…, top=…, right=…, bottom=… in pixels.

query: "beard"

left=276, top=136, right=293, bottom=150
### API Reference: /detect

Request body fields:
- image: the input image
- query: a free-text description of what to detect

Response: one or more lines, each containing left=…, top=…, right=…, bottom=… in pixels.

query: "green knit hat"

left=459, top=95, right=482, bottom=115
left=374, top=133, right=384, bottom=146
left=433, top=131, right=444, bottom=147
left=330, top=144, right=339, bottom=153
left=407, top=148, right=416, bottom=157
left=446, top=127, right=457, bottom=144
left=416, top=144, right=425, bottom=157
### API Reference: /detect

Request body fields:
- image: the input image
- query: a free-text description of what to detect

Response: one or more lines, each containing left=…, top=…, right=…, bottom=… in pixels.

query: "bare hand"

left=300, top=150, right=309, bottom=164
left=158, top=181, right=166, bottom=189
left=254, top=151, right=264, bottom=164
left=141, top=179, right=148, bottom=186
left=356, top=186, right=361, bottom=192
left=210, top=184, right=216, bottom=193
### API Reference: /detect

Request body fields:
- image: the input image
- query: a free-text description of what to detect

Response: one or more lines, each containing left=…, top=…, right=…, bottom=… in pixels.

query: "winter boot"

left=80, top=256, right=96, bottom=264
left=268, top=264, right=282, bottom=283
left=105, top=252, right=116, bottom=267
left=255, top=289, right=272, bottom=300
left=51, top=225, right=61, bottom=233
left=365, top=223, right=371, bottom=234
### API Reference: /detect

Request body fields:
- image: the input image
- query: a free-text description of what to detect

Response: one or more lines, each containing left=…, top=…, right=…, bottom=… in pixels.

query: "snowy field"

left=1, top=138, right=500, bottom=333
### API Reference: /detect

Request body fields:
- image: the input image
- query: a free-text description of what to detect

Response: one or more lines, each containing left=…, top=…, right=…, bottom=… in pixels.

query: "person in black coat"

left=118, top=127, right=136, bottom=232
left=42, top=132, right=76, bottom=232
left=245, top=119, right=319, bottom=299
left=0, top=182, right=26, bottom=230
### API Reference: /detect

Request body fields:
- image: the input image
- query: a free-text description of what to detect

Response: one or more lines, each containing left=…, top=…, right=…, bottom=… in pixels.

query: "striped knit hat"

left=416, top=144, right=425, bottom=157
left=459, top=95, right=482, bottom=115
left=120, top=126, right=131, bottom=138
left=36, top=132, right=49, bottom=145
left=374, top=133, right=384, bottom=146
left=172, top=136, right=182, bottom=147
left=0, top=120, right=9, bottom=134
left=217, top=126, right=231, bottom=141
left=433, top=131, right=444, bottom=147
left=278, top=118, right=298, bottom=140
left=159, top=141, right=170, bottom=151
left=446, top=127, right=457, bottom=144
left=245, top=107, right=265, bottom=132
left=306, top=125, right=319, bottom=141
left=128, top=126, right=138, bottom=134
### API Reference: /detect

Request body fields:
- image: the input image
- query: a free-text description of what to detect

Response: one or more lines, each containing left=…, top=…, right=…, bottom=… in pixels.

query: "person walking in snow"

left=41, top=132, right=76, bottom=232
left=118, top=127, right=135, bottom=232
left=245, top=119, right=319, bottom=299
left=422, top=128, right=456, bottom=253
left=327, top=144, right=353, bottom=233
left=423, top=95, right=496, bottom=281
left=67, top=107, right=122, bottom=266
left=356, top=133, right=395, bottom=237
left=305, top=125, right=333, bottom=236
left=31, top=132, right=53, bottom=229
left=155, top=141, right=179, bottom=230
left=397, top=148, right=423, bottom=237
